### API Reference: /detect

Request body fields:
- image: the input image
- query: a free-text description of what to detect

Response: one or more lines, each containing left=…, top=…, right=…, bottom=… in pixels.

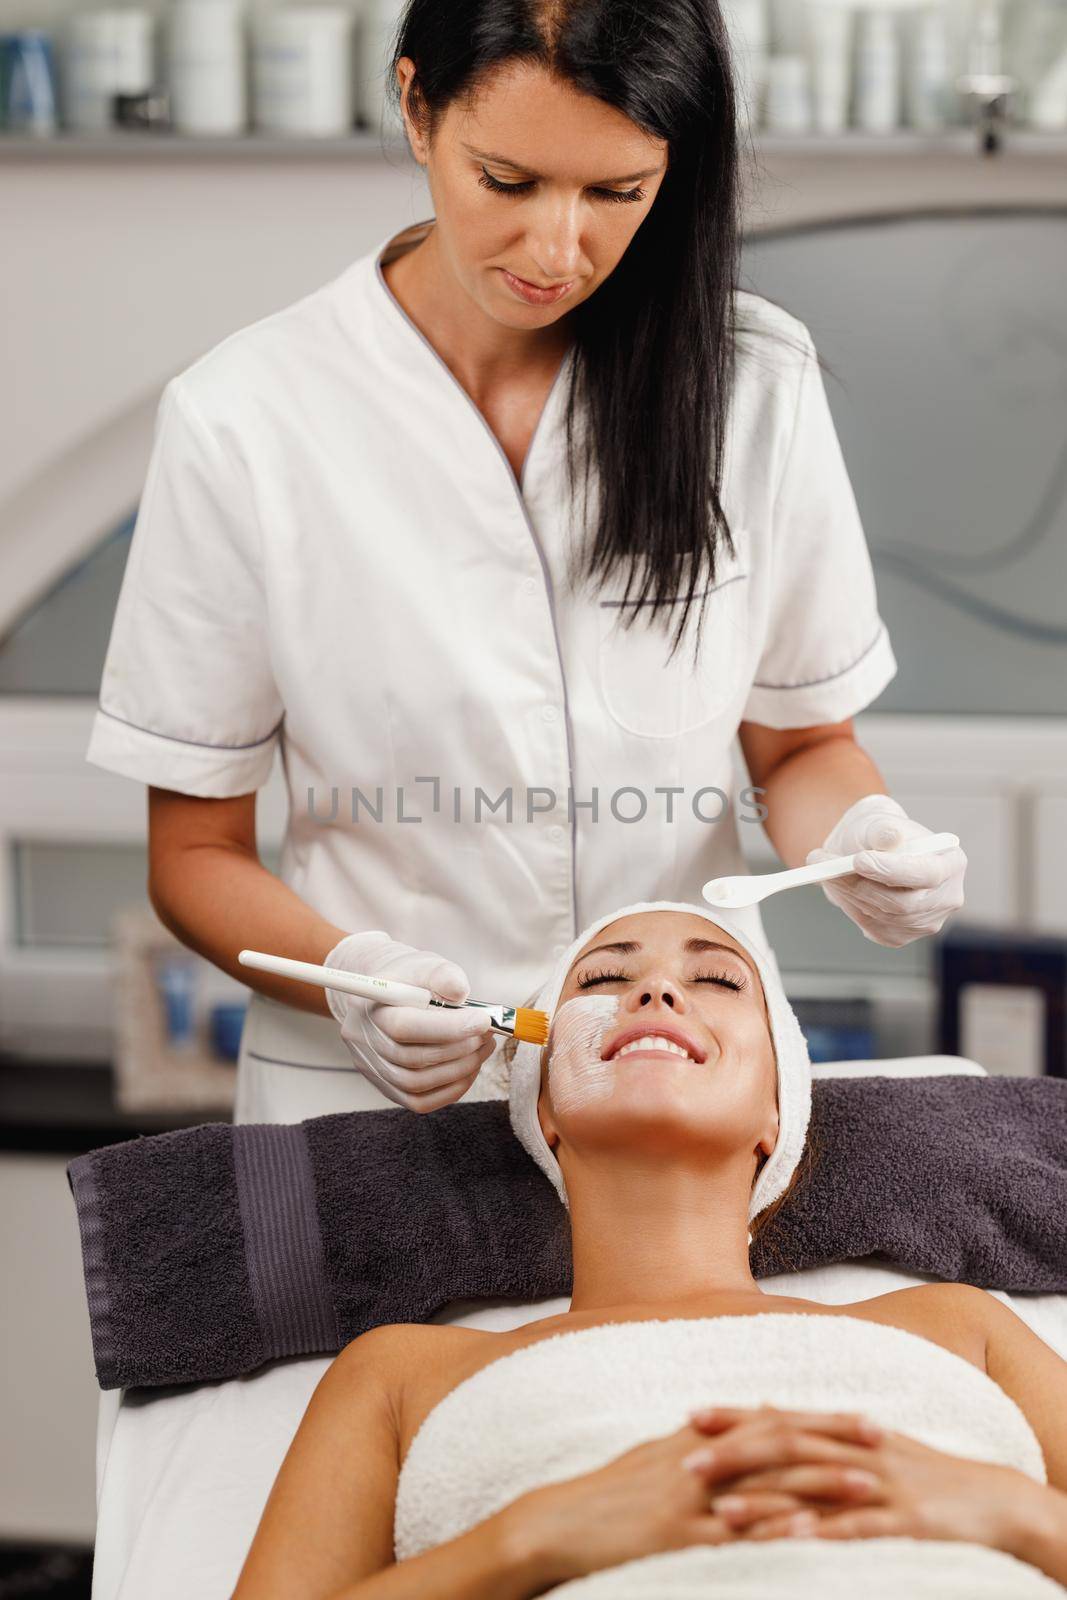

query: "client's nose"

left=632, top=975, right=685, bottom=1010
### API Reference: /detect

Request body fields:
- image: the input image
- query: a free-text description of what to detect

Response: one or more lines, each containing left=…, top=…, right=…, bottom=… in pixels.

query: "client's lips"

left=604, top=1023, right=707, bottom=1064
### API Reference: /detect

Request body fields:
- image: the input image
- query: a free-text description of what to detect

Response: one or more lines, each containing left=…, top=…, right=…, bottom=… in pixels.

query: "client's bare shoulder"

left=840, top=1281, right=996, bottom=1372
left=332, top=1321, right=516, bottom=1461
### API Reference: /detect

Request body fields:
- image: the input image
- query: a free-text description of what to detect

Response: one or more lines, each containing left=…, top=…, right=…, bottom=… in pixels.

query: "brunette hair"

left=387, top=0, right=761, bottom=663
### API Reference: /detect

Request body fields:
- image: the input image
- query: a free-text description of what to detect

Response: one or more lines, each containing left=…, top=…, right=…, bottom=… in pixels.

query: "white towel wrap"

left=507, top=899, right=812, bottom=1222
left=394, top=1313, right=1062, bottom=1596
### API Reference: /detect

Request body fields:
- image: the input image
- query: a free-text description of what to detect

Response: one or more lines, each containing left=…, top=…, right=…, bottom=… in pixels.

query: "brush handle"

left=238, top=949, right=434, bottom=1008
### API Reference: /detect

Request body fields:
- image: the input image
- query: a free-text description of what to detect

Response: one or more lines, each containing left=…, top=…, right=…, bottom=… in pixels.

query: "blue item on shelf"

left=210, top=1002, right=247, bottom=1062
left=803, top=1025, right=877, bottom=1065
left=792, top=996, right=876, bottom=1064
left=0, top=31, right=58, bottom=133
left=157, top=956, right=197, bottom=1047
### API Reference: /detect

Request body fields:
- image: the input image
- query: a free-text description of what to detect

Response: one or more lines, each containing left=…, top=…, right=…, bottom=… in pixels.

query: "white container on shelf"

left=768, top=0, right=807, bottom=53
left=764, top=53, right=813, bottom=132
left=168, top=0, right=246, bottom=137
left=722, top=0, right=768, bottom=130
left=854, top=9, right=901, bottom=132
left=905, top=6, right=953, bottom=129
left=1006, top=0, right=1067, bottom=120
left=251, top=7, right=354, bottom=136
left=64, top=10, right=154, bottom=132
left=1029, top=44, right=1067, bottom=130
left=804, top=2, right=853, bottom=134
left=354, top=0, right=405, bottom=138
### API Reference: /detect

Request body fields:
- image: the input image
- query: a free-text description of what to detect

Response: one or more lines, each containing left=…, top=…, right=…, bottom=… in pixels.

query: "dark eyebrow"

left=463, top=145, right=664, bottom=185
left=574, top=937, right=756, bottom=979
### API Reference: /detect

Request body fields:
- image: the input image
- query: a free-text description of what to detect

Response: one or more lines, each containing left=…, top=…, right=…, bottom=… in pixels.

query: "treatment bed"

left=86, top=1056, right=1067, bottom=1599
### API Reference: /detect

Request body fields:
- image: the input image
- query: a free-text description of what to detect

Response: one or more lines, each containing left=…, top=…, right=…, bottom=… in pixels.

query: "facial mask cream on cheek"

left=547, top=995, right=620, bottom=1114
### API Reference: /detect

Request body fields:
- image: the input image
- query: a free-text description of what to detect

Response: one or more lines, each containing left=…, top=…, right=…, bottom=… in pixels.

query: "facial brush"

left=701, top=831, right=960, bottom=909
left=236, top=949, right=549, bottom=1045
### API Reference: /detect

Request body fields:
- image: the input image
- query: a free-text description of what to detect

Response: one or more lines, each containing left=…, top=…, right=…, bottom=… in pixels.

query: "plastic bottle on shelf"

left=1005, top=0, right=1067, bottom=121
left=721, top=0, right=769, bottom=131
left=768, top=0, right=807, bottom=54
left=906, top=5, right=954, bottom=130
left=1030, top=44, right=1067, bottom=129
left=65, top=10, right=154, bottom=132
left=251, top=7, right=354, bottom=137
left=854, top=9, right=901, bottom=133
left=354, top=0, right=406, bottom=138
left=804, top=2, right=853, bottom=135
left=156, top=954, right=199, bottom=1054
left=765, top=53, right=813, bottom=133
left=168, top=0, right=246, bottom=137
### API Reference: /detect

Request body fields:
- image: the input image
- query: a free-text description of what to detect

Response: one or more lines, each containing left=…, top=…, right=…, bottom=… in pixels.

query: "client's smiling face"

left=538, top=911, right=779, bottom=1180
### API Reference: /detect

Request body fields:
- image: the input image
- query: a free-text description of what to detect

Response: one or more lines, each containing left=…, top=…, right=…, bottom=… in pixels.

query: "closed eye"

left=478, top=168, right=646, bottom=205
left=575, top=966, right=747, bottom=993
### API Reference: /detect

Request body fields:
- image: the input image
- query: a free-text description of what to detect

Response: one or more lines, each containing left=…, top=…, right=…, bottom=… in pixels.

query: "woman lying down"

left=233, top=900, right=1067, bottom=1599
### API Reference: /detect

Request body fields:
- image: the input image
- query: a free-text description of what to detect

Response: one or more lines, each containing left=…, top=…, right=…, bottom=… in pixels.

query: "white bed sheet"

left=90, top=1056, right=1067, bottom=1599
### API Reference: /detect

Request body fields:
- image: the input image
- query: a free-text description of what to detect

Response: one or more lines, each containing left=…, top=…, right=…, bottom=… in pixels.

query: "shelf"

left=753, top=128, right=1067, bottom=156
left=1, top=126, right=1065, bottom=162
left=0, top=127, right=407, bottom=160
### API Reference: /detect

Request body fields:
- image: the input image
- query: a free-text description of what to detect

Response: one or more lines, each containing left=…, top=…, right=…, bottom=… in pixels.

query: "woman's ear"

left=538, top=1048, right=560, bottom=1153
left=757, top=1110, right=779, bottom=1161
left=394, top=58, right=428, bottom=165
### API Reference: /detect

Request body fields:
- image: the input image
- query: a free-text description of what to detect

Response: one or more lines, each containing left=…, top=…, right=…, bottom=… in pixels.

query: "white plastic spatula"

left=701, top=831, right=960, bottom=909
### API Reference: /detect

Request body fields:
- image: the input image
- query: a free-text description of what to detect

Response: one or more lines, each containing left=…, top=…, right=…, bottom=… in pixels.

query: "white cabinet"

left=1034, top=793, right=1067, bottom=935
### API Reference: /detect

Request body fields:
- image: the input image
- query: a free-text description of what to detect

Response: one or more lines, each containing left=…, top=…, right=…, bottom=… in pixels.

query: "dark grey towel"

left=67, top=1076, right=1067, bottom=1390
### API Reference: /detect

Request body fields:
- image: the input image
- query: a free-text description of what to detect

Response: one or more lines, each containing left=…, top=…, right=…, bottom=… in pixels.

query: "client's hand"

left=686, top=1406, right=1041, bottom=1552
left=324, top=931, right=495, bottom=1112
left=508, top=1411, right=879, bottom=1589
left=680, top=1405, right=886, bottom=1539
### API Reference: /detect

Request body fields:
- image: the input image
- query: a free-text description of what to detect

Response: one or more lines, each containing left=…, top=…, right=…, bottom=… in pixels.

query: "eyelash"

left=478, top=168, right=646, bottom=205
left=576, top=966, right=747, bottom=993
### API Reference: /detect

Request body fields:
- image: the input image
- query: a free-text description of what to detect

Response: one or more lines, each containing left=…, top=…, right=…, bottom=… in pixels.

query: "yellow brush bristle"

left=514, top=1007, right=549, bottom=1046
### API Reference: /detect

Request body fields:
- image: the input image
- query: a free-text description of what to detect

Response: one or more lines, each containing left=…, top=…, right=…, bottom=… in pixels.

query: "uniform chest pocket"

left=597, top=546, right=750, bottom=739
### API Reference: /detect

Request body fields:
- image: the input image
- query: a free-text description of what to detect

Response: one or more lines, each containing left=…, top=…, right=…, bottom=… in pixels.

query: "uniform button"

left=548, top=824, right=565, bottom=842
left=542, top=704, right=558, bottom=723
left=522, top=577, right=537, bottom=595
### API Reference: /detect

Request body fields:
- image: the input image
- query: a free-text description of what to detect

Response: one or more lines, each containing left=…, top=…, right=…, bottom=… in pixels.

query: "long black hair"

left=386, top=0, right=747, bottom=663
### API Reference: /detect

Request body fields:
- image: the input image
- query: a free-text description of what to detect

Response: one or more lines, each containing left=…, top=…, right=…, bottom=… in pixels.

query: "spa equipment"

left=701, top=831, right=959, bottom=909
left=237, top=948, right=549, bottom=1046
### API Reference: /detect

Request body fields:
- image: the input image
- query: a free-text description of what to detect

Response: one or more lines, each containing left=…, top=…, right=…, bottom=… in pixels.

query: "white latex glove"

left=805, top=794, right=968, bottom=949
left=324, top=930, right=495, bottom=1112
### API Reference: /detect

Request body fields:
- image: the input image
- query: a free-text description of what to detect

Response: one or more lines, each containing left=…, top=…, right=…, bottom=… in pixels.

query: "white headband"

left=507, top=900, right=811, bottom=1222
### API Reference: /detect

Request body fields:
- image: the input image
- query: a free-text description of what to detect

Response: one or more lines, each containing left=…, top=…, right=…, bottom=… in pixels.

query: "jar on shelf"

left=65, top=9, right=154, bottom=132
left=765, top=53, right=814, bottom=132
left=854, top=9, right=902, bottom=133
left=251, top=7, right=354, bottom=138
left=168, top=0, right=246, bottom=137
left=905, top=6, right=955, bottom=130
left=804, top=2, right=854, bottom=135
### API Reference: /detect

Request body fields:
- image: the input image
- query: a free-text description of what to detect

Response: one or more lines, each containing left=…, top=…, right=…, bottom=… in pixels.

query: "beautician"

left=87, top=0, right=967, bottom=1126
